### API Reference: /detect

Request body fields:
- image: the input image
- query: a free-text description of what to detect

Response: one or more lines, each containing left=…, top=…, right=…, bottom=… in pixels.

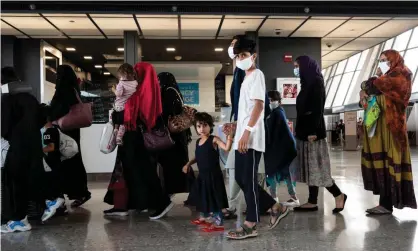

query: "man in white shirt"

left=226, top=39, right=289, bottom=240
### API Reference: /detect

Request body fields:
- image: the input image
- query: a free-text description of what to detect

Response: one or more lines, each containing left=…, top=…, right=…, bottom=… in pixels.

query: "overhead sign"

left=178, top=83, right=199, bottom=105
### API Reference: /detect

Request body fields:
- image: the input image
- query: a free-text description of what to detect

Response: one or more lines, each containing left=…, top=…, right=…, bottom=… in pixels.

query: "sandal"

left=366, top=206, right=393, bottom=215
left=223, top=209, right=237, bottom=220
left=202, top=224, right=225, bottom=232
left=269, top=206, right=290, bottom=229
left=226, top=225, right=258, bottom=240
left=71, top=195, right=91, bottom=208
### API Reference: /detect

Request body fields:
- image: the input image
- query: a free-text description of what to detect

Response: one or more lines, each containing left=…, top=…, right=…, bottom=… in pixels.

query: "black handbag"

left=141, top=124, right=175, bottom=151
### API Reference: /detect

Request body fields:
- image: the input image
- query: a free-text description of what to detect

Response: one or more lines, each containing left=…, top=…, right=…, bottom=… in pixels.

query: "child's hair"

left=268, top=90, right=282, bottom=104
left=233, top=38, right=256, bottom=55
left=117, top=63, right=136, bottom=80
left=39, top=104, right=52, bottom=124
left=194, top=112, right=215, bottom=134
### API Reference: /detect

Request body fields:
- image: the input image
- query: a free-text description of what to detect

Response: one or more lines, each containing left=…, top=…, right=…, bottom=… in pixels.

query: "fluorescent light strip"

left=66, top=47, right=76, bottom=51
left=104, top=72, right=110, bottom=75
left=166, top=48, right=175, bottom=52
left=117, top=47, right=124, bottom=52
left=214, top=48, right=224, bottom=52
left=84, top=56, right=93, bottom=60
left=95, top=65, right=103, bottom=69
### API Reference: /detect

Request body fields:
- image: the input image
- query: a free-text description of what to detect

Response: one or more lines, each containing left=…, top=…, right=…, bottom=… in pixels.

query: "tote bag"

left=55, top=89, right=93, bottom=131
left=99, top=122, right=117, bottom=154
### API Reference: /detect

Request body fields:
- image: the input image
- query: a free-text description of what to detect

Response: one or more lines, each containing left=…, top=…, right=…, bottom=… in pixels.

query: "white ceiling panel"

left=47, top=16, right=102, bottom=35
left=323, top=60, right=339, bottom=68
left=181, top=17, right=220, bottom=37
left=182, top=36, right=217, bottom=39
left=322, top=37, right=352, bottom=51
left=219, top=18, right=263, bottom=37
left=90, top=14, right=132, bottom=18
left=144, top=36, right=179, bottom=39
left=70, top=35, right=109, bottom=39
left=31, top=35, right=68, bottom=38
left=137, top=15, right=177, bottom=18
left=2, top=16, right=60, bottom=36
left=326, top=19, right=386, bottom=37
left=292, top=19, right=347, bottom=37
left=138, top=17, right=178, bottom=37
left=322, top=50, right=331, bottom=56
left=269, top=16, right=307, bottom=19
left=92, top=17, right=137, bottom=36
left=362, top=20, right=418, bottom=38
left=258, top=19, right=305, bottom=37
left=322, top=50, right=357, bottom=61
left=182, top=15, right=221, bottom=19
left=1, top=13, right=38, bottom=17
left=1, top=22, right=23, bottom=35
left=338, top=37, right=386, bottom=51
left=225, top=15, right=265, bottom=19
left=352, top=17, right=390, bottom=20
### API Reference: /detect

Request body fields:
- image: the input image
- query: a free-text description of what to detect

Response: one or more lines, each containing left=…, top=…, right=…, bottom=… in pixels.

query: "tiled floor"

left=2, top=148, right=418, bottom=251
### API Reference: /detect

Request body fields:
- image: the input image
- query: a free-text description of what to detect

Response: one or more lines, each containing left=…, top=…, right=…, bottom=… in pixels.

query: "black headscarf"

left=296, top=55, right=323, bottom=89
left=158, top=72, right=183, bottom=99
left=56, top=65, right=80, bottom=93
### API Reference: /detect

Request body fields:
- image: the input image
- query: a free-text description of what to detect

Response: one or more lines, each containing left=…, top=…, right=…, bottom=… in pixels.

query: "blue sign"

left=178, top=83, right=199, bottom=105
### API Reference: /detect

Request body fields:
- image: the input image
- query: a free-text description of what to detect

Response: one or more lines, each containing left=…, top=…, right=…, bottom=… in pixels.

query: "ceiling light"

left=95, top=65, right=102, bottom=69
left=84, top=56, right=92, bottom=60
left=45, top=56, right=54, bottom=60
left=166, top=48, right=176, bottom=52
left=117, top=47, right=124, bottom=52
left=66, top=47, right=76, bottom=51
left=214, top=48, right=224, bottom=52
left=104, top=72, right=111, bottom=75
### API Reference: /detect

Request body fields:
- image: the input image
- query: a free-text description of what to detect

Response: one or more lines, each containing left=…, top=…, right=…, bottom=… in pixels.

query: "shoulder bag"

left=55, top=89, right=93, bottom=131
left=166, top=87, right=197, bottom=133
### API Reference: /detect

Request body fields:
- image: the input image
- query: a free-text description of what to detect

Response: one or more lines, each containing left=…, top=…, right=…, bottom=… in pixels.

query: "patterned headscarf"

left=373, top=49, right=412, bottom=149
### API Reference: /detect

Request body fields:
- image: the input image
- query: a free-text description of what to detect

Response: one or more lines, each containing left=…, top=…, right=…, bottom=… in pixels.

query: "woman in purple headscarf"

left=292, top=56, right=347, bottom=213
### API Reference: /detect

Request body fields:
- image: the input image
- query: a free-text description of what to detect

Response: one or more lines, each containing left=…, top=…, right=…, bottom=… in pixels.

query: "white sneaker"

left=1, top=216, right=32, bottom=234
left=42, top=198, right=65, bottom=222
left=281, top=198, right=300, bottom=207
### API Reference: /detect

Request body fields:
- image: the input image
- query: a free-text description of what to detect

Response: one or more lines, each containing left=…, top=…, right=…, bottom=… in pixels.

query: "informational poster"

left=276, top=78, right=300, bottom=105
left=178, top=83, right=199, bottom=105
left=344, top=111, right=357, bottom=136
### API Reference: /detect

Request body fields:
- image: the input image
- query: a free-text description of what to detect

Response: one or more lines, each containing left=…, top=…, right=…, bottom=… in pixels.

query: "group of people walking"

left=1, top=34, right=416, bottom=239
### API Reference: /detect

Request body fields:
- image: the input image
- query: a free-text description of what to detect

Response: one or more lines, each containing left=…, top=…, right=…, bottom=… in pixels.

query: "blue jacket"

left=230, top=67, right=270, bottom=122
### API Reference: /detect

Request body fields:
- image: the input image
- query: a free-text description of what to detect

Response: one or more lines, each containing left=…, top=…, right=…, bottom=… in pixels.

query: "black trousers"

left=235, top=150, right=276, bottom=223
left=308, top=183, right=342, bottom=204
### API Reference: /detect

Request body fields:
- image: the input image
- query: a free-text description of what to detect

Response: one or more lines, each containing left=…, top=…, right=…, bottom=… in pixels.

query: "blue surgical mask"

left=293, top=68, right=300, bottom=78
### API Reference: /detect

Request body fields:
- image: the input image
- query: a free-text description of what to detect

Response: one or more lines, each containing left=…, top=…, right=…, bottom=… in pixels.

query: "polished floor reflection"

left=2, top=148, right=418, bottom=251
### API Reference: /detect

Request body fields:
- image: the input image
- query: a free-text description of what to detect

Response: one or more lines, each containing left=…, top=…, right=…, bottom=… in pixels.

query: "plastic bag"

left=59, top=130, right=79, bottom=160
left=100, top=122, right=117, bottom=154
left=1, top=138, right=9, bottom=169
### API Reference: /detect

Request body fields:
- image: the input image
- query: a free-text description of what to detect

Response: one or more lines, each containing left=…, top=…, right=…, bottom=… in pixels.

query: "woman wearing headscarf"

left=104, top=62, right=173, bottom=219
left=292, top=56, right=347, bottom=213
left=49, top=65, right=91, bottom=208
left=360, top=50, right=417, bottom=214
left=156, top=72, right=195, bottom=197
left=1, top=67, right=45, bottom=233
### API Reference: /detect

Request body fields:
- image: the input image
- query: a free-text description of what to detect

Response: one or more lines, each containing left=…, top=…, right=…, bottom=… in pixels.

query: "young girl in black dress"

left=183, top=112, right=232, bottom=232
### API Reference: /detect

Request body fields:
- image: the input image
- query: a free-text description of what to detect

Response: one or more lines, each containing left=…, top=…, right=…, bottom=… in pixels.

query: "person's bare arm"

left=238, top=99, right=263, bottom=153
left=183, top=157, right=197, bottom=173
left=214, top=135, right=233, bottom=152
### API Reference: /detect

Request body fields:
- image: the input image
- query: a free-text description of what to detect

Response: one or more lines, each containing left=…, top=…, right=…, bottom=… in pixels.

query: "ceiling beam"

left=256, top=15, right=269, bottom=33
left=86, top=13, right=108, bottom=39
left=39, top=13, right=71, bottom=39
left=215, top=15, right=225, bottom=39
left=133, top=14, right=144, bottom=39
left=288, top=16, right=311, bottom=38
left=178, top=15, right=181, bottom=39
left=322, top=18, right=393, bottom=57
left=1, top=18, right=32, bottom=38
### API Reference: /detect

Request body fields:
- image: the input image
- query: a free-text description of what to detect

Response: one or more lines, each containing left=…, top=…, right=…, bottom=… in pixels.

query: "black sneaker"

left=103, top=208, right=129, bottom=216
left=149, top=202, right=174, bottom=220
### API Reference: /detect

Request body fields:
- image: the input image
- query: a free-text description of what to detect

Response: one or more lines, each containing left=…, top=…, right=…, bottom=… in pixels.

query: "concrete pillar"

left=123, top=31, right=141, bottom=65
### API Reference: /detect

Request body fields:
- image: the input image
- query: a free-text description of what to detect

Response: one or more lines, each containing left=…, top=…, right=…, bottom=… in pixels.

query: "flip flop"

left=366, top=206, right=393, bottom=215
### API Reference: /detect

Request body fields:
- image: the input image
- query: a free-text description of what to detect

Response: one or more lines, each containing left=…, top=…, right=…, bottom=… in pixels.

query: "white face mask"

left=378, top=61, right=390, bottom=75
left=1, top=84, right=9, bottom=94
left=269, top=101, right=279, bottom=110
left=228, top=47, right=235, bottom=60
left=236, top=56, right=254, bottom=71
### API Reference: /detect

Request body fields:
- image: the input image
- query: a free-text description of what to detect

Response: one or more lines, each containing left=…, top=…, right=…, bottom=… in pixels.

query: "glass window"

left=333, top=72, right=354, bottom=107
left=325, top=75, right=342, bottom=108
left=321, top=69, right=325, bottom=76
left=345, top=53, right=361, bottom=72
left=393, top=30, right=413, bottom=51
left=326, top=77, right=334, bottom=95
left=357, top=49, right=369, bottom=70
left=331, top=64, right=338, bottom=76
left=383, top=38, right=394, bottom=51
left=413, top=74, right=418, bottom=93
left=408, top=27, right=418, bottom=49
left=335, top=59, right=347, bottom=75
left=344, top=71, right=361, bottom=105
left=404, top=48, right=418, bottom=76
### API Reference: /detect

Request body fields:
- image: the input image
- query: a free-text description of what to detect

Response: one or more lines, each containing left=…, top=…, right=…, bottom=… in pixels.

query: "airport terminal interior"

left=1, top=2, right=418, bottom=251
